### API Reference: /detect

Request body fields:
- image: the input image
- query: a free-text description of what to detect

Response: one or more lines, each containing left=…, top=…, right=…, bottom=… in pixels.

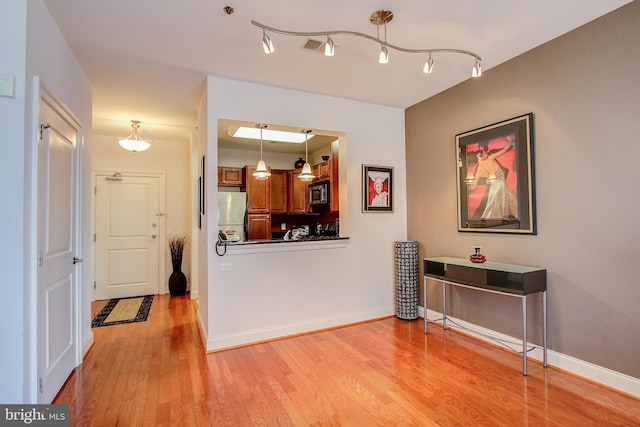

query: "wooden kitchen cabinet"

left=311, top=160, right=330, bottom=181
left=270, top=169, right=288, bottom=214
left=317, top=160, right=330, bottom=179
left=287, top=169, right=310, bottom=214
left=218, top=167, right=244, bottom=186
left=247, top=214, right=270, bottom=240
left=244, top=166, right=271, bottom=213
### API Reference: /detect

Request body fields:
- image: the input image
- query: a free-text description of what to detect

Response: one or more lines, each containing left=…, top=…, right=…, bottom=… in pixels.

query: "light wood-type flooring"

left=54, top=294, right=640, bottom=426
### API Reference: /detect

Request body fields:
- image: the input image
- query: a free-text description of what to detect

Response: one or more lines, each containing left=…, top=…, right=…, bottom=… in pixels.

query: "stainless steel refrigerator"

left=217, top=192, right=247, bottom=241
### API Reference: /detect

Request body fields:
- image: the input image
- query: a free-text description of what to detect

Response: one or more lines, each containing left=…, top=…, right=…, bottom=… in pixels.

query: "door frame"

left=92, top=170, right=167, bottom=300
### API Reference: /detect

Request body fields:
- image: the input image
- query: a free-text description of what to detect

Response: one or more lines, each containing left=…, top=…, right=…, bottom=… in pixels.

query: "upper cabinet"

left=270, top=169, right=288, bottom=214
left=218, top=167, right=244, bottom=186
left=312, top=160, right=330, bottom=181
left=243, top=166, right=271, bottom=213
left=288, top=169, right=310, bottom=214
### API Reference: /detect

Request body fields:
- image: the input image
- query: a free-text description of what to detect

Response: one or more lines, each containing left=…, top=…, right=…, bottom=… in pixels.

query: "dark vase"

left=169, top=269, right=187, bottom=296
left=294, top=157, right=305, bottom=168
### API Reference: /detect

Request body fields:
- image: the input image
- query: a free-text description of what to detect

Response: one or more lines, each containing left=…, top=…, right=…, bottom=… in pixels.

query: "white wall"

left=92, top=134, right=193, bottom=291
left=0, top=0, right=28, bottom=404
left=201, top=76, right=406, bottom=350
left=406, top=1, right=640, bottom=385
left=0, top=0, right=93, bottom=403
left=25, top=0, right=93, bottom=403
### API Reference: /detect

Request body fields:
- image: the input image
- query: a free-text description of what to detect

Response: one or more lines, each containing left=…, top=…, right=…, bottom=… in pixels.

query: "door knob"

left=73, top=257, right=84, bottom=264
left=152, top=235, right=157, bottom=239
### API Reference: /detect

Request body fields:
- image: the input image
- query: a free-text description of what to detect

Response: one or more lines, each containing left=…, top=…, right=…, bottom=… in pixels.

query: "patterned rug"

left=91, top=295, right=154, bottom=327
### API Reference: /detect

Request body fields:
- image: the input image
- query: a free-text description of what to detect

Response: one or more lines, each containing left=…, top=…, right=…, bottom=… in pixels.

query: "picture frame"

left=197, top=177, right=202, bottom=229
left=456, top=113, right=536, bottom=234
left=197, top=155, right=205, bottom=229
left=200, top=155, right=206, bottom=215
left=362, top=164, right=393, bottom=212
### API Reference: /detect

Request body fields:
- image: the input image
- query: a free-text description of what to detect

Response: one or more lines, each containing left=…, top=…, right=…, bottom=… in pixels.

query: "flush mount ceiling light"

left=252, top=9, right=482, bottom=78
left=118, top=120, right=151, bottom=153
left=252, top=123, right=271, bottom=181
left=230, top=126, right=314, bottom=144
left=298, top=129, right=316, bottom=181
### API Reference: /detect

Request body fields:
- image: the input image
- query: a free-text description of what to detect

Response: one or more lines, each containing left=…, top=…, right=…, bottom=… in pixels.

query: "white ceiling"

left=43, top=0, right=631, bottom=143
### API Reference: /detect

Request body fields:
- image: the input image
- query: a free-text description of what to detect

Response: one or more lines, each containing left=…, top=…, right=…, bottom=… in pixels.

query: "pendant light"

left=297, top=129, right=315, bottom=181
left=118, top=120, right=151, bottom=153
left=252, top=123, right=271, bottom=180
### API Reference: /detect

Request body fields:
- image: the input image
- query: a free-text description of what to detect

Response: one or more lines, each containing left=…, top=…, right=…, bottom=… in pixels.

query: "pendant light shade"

left=252, top=124, right=271, bottom=180
left=298, top=129, right=316, bottom=181
left=118, top=120, right=151, bottom=153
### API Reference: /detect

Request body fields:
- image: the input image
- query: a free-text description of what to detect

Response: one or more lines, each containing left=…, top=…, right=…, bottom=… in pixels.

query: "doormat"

left=91, top=295, right=154, bottom=327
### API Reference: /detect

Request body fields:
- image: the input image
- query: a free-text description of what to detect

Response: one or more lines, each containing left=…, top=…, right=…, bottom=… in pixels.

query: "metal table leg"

left=424, top=276, right=428, bottom=334
left=543, top=290, right=548, bottom=367
left=522, top=295, right=528, bottom=375
left=442, top=281, right=447, bottom=330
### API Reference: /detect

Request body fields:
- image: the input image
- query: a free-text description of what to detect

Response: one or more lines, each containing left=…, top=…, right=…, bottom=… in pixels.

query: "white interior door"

left=95, top=174, right=161, bottom=299
left=37, top=96, right=80, bottom=403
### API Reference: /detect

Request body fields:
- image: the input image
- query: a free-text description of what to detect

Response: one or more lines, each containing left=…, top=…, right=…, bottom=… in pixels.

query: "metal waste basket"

left=394, top=240, right=418, bottom=320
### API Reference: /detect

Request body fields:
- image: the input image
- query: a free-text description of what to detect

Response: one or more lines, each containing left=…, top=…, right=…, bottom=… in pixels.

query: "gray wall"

left=405, top=2, right=640, bottom=378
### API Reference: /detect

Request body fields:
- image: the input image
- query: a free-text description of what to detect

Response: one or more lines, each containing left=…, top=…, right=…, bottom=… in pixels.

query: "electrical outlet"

left=220, top=263, right=232, bottom=272
left=281, top=223, right=287, bottom=230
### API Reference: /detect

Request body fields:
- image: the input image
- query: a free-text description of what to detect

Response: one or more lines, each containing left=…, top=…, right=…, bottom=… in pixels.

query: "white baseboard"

left=419, top=306, right=640, bottom=398
left=82, top=330, right=94, bottom=359
left=196, top=307, right=208, bottom=349
left=206, top=306, right=394, bottom=352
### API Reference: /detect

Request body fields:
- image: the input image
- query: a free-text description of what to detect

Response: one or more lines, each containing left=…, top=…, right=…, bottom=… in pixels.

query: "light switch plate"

left=0, top=73, right=16, bottom=98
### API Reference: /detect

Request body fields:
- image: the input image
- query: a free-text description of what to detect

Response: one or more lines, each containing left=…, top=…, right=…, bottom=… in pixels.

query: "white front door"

left=95, top=174, right=162, bottom=299
left=37, top=96, right=80, bottom=403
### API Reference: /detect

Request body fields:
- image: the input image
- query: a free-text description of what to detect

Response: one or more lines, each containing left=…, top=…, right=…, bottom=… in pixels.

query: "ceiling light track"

left=251, top=9, right=482, bottom=77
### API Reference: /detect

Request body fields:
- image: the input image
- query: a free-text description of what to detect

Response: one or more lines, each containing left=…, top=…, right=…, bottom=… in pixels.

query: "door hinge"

left=93, top=233, right=96, bottom=242
left=94, top=186, right=97, bottom=195
left=38, top=378, right=43, bottom=394
left=38, top=251, right=43, bottom=267
left=39, top=124, right=50, bottom=141
left=93, top=281, right=96, bottom=290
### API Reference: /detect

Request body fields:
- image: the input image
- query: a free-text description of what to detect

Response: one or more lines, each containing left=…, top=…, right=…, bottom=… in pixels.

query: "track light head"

left=379, top=45, right=389, bottom=64
left=423, top=53, right=434, bottom=74
left=262, top=30, right=274, bottom=54
left=472, top=59, right=482, bottom=78
left=325, top=36, right=335, bottom=56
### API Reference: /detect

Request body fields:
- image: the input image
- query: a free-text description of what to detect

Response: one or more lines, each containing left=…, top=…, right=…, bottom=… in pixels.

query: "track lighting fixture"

left=252, top=9, right=482, bottom=78
left=118, top=120, right=151, bottom=153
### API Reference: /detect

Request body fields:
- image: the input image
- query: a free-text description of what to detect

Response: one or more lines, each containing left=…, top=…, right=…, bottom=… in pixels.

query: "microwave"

left=309, top=181, right=329, bottom=205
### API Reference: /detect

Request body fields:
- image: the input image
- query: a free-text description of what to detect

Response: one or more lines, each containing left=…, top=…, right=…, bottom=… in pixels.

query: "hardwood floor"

left=54, top=294, right=640, bottom=426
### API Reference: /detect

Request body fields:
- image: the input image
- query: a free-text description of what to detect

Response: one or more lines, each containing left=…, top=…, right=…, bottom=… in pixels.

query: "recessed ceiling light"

left=231, top=126, right=314, bottom=144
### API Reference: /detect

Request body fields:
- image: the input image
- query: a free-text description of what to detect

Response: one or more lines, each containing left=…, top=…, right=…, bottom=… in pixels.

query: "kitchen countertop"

left=222, top=236, right=348, bottom=245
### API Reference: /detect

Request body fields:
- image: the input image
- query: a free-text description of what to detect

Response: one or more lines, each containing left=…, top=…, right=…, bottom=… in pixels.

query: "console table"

left=423, top=257, right=547, bottom=375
